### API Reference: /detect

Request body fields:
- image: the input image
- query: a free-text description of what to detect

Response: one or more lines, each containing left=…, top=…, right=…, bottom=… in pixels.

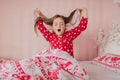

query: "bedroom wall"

left=0, top=0, right=120, bottom=60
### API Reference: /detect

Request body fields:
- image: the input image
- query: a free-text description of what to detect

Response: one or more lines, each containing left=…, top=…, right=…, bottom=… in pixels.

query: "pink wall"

left=0, top=0, right=120, bottom=60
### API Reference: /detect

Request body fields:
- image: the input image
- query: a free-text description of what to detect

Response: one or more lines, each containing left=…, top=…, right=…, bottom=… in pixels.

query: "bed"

left=79, top=61, right=120, bottom=80
left=1, top=55, right=120, bottom=80
left=78, top=23, right=120, bottom=80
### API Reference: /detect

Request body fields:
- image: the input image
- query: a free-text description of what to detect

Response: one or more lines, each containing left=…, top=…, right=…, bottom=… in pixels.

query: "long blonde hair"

left=34, top=9, right=80, bottom=35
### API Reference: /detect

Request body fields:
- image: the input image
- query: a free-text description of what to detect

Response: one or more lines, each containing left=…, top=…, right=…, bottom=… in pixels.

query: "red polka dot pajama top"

left=36, top=17, right=88, bottom=57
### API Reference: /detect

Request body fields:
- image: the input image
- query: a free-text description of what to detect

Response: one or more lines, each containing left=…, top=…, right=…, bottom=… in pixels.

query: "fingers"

left=76, top=8, right=88, bottom=18
left=33, top=8, right=41, bottom=19
left=35, top=8, right=40, bottom=13
left=34, top=8, right=40, bottom=15
left=81, top=8, right=87, bottom=12
left=81, top=8, right=88, bottom=18
left=76, top=8, right=82, bottom=13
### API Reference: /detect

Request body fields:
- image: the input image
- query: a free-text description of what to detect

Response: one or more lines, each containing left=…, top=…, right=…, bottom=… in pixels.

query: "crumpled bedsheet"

left=0, top=49, right=88, bottom=80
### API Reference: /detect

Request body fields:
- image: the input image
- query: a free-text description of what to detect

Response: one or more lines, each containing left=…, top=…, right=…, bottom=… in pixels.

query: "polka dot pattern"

left=37, top=17, right=88, bottom=57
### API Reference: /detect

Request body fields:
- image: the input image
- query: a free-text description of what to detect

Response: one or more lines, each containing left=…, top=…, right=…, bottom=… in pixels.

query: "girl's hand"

left=81, top=8, right=88, bottom=18
left=76, top=8, right=82, bottom=13
left=33, top=8, right=41, bottom=19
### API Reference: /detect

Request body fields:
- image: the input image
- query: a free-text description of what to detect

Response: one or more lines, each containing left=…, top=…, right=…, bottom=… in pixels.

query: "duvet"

left=0, top=49, right=88, bottom=80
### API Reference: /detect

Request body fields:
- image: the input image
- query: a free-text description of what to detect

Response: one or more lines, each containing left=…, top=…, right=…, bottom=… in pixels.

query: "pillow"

left=97, top=28, right=106, bottom=56
left=104, top=41, right=120, bottom=55
left=104, top=24, right=120, bottom=55
left=92, top=53, right=120, bottom=73
left=97, top=24, right=120, bottom=56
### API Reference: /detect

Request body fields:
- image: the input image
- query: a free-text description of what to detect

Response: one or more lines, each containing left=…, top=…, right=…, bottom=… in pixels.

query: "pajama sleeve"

left=66, top=17, right=88, bottom=40
left=36, top=20, right=53, bottom=42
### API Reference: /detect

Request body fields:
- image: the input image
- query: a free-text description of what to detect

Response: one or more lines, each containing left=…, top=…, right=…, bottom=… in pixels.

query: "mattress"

left=79, top=61, right=120, bottom=80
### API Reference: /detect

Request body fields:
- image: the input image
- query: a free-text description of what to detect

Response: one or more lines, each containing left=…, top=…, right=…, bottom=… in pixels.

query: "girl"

left=34, top=8, right=88, bottom=57
left=0, top=8, right=89, bottom=80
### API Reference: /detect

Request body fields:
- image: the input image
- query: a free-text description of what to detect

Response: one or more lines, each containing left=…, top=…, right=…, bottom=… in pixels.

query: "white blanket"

left=0, top=49, right=88, bottom=80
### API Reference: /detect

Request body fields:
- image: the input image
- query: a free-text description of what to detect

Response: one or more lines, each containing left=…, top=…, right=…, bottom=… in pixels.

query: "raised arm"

left=34, top=9, right=53, bottom=42
left=66, top=8, right=88, bottom=40
left=76, top=8, right=88, bottom=31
